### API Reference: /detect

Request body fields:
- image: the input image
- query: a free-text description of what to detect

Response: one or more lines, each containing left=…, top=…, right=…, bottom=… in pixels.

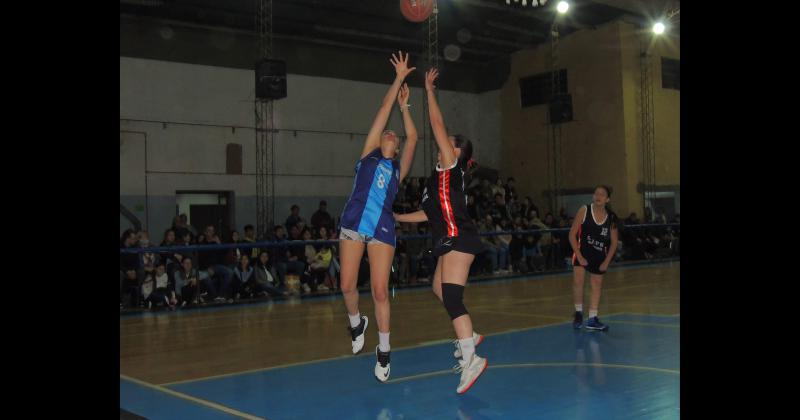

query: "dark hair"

left=596, top=185, right=618, bottom=229
left=291, top=204, right=299, bottom=211
left=273, top=225, right=285, bottom=232
left=507, top=177, right=515, bottom=182
left=257, top=251, right=270, bottom=266
left=494, top=193, right=503, bottom=198
left=244, top=224, right=254, bottom=232
left=452, top=134, right=473, bottom=163
left=120, top=229, right=136, bottom=246
left=156, top=261, right=166, bottom=268
left=319, top=200, right=327, bottom=206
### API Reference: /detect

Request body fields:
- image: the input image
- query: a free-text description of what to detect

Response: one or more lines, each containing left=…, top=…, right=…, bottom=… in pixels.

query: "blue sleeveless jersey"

left=340, top=148, right=400, bottom=246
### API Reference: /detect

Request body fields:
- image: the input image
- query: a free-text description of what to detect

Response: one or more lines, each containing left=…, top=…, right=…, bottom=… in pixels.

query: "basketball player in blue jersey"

left=339, top=51, right=418, bottom=382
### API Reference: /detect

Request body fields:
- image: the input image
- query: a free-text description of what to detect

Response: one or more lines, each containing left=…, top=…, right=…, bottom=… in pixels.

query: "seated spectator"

left=224, top=230, right=244, bottom=268
left=497, top=219, right=513, bottom=271
left=480, top=215, right=508, bottom=275
left=309, top=242, right=333, bottom=292
left=559, top=207, right=569, bottom=223
left=159, top=228, right=186, bottom=283
left=491, top=178, right=506, bottom=199
left=509, top=222, right=526, bottom=271
left=254, top=251, right=289, bottom=297
left=287, top=225, right=307, bottom=275
left=311, top=200, right=334, bottom=232
left=270, top=225, right=291, bottom=289
left=144, top=262, right=173, bottom=310
left=141, top=272, right=156, bottom=309
left=285, top=204, right=303, bottom=231
left=300, top=228, right=318, bottom=294
left=231, top=254, right=261, bottom=300
left=172, top=214, right=195, bottom=240
left=197, top=225, right=233, bottom=303
left=519, top=197, right=538, bottom=222
left=137, top=231, right=161, bottom=287
left=505, top=177, right=518, bottom=202
left=174, top=257, right=204, bottom=306
left=242, top=224, right=261, bottom=262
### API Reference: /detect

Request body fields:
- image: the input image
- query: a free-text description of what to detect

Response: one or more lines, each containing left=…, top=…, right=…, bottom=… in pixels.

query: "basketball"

left=400, top=0, right=434, bottom=23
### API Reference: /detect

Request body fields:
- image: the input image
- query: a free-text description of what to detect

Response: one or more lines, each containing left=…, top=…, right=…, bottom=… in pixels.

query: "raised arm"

left=362, top=51, right=417, bottom=159
left=424, top=68, right=457, bottom=168
left=397, top=83, right=418, bottom=181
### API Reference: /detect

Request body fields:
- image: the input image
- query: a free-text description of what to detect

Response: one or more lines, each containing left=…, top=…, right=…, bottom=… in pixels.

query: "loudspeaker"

left=256, top=59, right=287, bottom=100
left=549, top=93, right=573, bottom=124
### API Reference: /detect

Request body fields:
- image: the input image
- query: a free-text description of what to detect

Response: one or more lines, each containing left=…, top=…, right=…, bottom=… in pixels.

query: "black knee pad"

left=442, top=283, right=468, bottom=320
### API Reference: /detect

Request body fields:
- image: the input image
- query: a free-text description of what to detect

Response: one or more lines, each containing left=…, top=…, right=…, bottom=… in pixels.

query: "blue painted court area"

left=120, top=313, right=679, bottom=419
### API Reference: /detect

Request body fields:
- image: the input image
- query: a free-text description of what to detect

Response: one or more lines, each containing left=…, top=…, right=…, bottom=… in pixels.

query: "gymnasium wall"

left=500, top=20, right=679, bottom=218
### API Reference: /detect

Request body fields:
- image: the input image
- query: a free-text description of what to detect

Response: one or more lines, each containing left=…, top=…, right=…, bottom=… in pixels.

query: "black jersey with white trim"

left=578, top=204, right=612, bottom=256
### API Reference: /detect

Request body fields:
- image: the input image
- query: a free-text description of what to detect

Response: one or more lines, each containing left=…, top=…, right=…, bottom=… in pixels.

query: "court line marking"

left=159, top=312, right=632, bottom=386
left=120, top=374, right=267, bottom=420
left=385, top=362, right=680, bottom=384
left=606, top=320, right=679, bottom=329
left=470, top=309, right=566, bottom=320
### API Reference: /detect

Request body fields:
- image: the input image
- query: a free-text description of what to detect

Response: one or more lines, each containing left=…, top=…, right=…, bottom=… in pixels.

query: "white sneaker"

left=455, top=354, right=488, bottom=394
left=349, top=316, right=369, bottom=354
left=302, top=284, right=311, bottom=294
left=374, top=345, right=391, bottom=382
left=317, top=284, right=330, bottom=292
left=453, top=332, right=485, bottom=358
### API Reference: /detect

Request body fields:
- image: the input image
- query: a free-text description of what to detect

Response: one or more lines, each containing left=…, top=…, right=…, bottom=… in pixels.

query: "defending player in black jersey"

left=393, top=68, right=487, bottom=394
left=569, top=185, right=619, bottom=331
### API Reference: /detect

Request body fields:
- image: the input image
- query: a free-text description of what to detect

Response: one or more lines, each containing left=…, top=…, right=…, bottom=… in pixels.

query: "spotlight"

left=557, top=1, right=569, bottom=14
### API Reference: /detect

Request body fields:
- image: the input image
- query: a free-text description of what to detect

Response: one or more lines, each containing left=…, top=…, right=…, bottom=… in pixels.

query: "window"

left=661, top=58, right=680, bottom=90
left=519, top=69, right=568, bottom=107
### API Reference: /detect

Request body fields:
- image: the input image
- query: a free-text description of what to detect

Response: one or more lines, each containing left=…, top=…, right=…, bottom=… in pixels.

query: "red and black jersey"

left=421, top=158, right=478, bottom=239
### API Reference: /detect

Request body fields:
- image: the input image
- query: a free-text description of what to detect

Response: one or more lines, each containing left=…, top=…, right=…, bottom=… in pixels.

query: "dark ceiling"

left=120, top=0, right=676, bottom=92
left=121, top=0, right=668, bottom=63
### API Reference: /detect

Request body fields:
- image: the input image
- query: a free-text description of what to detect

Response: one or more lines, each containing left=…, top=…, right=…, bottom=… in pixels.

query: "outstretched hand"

left=425, top=68, right=439, bottom=91
left=397, top=83, right=410, bottom=107
left=390, top=51, right=416, bottom=79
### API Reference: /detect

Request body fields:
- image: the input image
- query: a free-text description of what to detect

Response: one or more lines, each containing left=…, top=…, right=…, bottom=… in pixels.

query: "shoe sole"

left=457, top=358, right=488, bottom=394
left=352, top=317, right=369, bottom=354
left=585, top=325, right=609, bottom=332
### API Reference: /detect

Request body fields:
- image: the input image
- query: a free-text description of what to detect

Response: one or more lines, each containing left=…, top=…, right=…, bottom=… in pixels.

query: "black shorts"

left=432, top=233, right=484, bottom=257
left=572, top=251, right=607, bottom=275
